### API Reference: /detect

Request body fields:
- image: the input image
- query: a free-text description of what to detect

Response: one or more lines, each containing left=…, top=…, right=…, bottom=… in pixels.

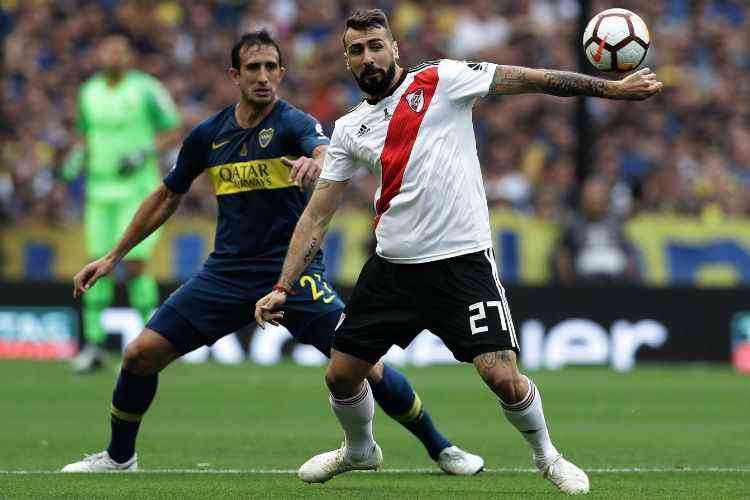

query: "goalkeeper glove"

left=118, top=147, right=156, bottom=177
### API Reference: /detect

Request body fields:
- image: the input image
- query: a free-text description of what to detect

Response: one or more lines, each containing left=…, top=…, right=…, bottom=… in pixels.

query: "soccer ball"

left=583, top=8, right=650, bottom=73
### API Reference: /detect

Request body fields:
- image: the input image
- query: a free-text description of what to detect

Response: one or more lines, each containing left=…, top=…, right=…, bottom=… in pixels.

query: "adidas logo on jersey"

left=382, top=108, right=392, bottom=122
left=357, top=123, right=371, bottom=137
left=405, top=88, right=424, bottom=113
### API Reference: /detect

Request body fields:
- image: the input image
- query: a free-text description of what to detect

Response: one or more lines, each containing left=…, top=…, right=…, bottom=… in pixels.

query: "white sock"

left=500, top=376, right=559, bottom=466
left=330, top=381, right=376, bottom=461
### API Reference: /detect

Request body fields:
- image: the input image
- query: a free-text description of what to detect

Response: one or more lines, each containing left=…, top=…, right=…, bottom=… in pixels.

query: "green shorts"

left=84, top=197, right=161, bottom=260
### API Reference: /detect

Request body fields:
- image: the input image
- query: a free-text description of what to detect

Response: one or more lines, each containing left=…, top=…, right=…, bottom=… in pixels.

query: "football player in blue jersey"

left=62, top=30, right=483, bottom=475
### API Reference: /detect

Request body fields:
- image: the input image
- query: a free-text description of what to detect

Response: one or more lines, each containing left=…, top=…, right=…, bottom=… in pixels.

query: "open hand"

left=283, top=156, right=321, bottom=191
left=254, top=290, right=287, bottom=328
left=73, top=256, right=117, bottom=298
left=615, top=68, right=663, bottom=100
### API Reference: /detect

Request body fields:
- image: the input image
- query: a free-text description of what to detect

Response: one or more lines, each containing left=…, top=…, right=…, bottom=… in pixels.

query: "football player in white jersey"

left=256, top=8, right=662, bottom=494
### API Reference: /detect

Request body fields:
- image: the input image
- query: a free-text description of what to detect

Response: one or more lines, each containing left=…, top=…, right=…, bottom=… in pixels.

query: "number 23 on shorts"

left=299, top=273, right=337, bottom=303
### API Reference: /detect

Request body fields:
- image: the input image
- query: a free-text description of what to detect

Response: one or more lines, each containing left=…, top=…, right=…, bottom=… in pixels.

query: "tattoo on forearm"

left=303, top=237, right=318, bottom=264
left=541, top=71, right=608, bottom=97
left=490, top=66, right=612, bottom=98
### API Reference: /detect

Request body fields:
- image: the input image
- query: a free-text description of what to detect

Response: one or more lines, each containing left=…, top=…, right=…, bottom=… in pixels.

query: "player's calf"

left=474, top=350, right=589, bottom=494
left=474, top=350, right=527, bottom=403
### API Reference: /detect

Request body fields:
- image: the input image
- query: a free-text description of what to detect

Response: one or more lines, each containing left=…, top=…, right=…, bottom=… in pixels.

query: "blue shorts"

left=147, top=260, right=344, bottom=355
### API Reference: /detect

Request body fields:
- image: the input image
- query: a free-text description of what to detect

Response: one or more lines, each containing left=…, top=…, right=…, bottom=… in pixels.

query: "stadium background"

left=0, top=2, right=748, bottom=497
left=2, top=0, right=749, bottom=367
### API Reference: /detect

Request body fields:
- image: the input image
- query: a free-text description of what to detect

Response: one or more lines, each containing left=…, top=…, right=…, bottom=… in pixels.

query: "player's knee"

left=365, top=362, right=385, bottom=385
left=122, top=339, right=160, bottom=376
left=325, top=365, right=361, bottom=399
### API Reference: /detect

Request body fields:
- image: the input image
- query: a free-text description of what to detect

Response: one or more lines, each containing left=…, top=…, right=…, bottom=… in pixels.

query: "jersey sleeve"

left=288, top=109, right=329, bottom=156
left=438, top=59, right=498, bottom=103
left=145, top=77, right=180, bottom=132
left=163, top=124, right=207, bottom=194
left=319, top=124, right=358, bottom=181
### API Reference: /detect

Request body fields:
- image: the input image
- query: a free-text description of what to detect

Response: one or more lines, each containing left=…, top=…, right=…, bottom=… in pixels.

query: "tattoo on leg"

left=498, top=350, right=514, bottom=368
left=480, top=352, right=498, bottom=368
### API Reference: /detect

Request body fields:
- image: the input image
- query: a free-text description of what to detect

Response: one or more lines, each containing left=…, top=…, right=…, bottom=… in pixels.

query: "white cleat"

left=536, top=454, right=590, bottom=495
left=71, top=344, right=106, bottom=374
left=298, top=442, right=382, bottom=483
left=62, top=451, right=138, bottom=473
left=437, top=446, right=484, bottom=475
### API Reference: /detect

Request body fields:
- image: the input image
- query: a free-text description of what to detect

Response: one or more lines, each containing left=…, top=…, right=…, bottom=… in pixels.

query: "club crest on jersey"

left=405, top=88, right=424, bottom=113
left=258, top=128, right=274, bottom=148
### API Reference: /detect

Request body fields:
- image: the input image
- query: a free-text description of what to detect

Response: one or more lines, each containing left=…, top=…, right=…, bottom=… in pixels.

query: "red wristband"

left=273, top=284, right=296, bottom=296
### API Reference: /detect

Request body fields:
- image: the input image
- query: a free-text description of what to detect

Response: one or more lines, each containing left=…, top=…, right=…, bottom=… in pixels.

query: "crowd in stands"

left=1, top=0, right=748, bottom=282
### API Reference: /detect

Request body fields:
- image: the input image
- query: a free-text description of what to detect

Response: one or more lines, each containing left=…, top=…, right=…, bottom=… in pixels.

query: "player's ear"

left=228, top=67, right=240, bottom=85
left=278, top=65, right=286, bottom=81
left=344, top=53, right=350, bottom=71
left=393, top=41, right=399, bottom=62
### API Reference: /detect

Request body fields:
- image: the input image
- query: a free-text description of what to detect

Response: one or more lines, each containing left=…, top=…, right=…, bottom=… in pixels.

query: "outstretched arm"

left=254, top=178, right=348, bottom=326
left=73, top=183, right=182, bottom=296
left=488, top=66, right=662, bottom=100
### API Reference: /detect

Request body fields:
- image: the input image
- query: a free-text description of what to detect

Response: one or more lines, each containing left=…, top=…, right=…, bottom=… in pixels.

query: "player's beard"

left=354, top=61, right=396, bottom=97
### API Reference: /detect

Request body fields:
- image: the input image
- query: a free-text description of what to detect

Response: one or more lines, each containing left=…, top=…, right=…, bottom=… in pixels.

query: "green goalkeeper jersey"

left=77, top=70, right=180, bottom=201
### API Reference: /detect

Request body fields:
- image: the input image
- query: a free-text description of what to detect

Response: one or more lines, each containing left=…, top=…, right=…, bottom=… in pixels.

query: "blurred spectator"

left=552, top=176, right=639, bottom=284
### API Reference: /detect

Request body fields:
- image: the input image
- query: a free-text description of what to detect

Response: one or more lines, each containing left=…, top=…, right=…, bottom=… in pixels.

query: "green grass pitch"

left=0, top=360, right=748, bottom=498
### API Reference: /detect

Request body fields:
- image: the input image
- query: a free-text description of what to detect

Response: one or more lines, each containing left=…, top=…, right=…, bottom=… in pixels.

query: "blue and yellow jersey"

left=164, top=100, right=329, bottom=269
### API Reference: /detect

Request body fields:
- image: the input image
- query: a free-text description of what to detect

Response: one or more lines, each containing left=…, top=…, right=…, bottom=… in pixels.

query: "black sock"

left=370, top=364, right=451, bottom=460
left=106, top=369, right=158, bottom=463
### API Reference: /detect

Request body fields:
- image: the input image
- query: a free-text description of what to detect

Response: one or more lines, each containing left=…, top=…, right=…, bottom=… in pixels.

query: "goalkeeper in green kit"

left=63, top=35, right=180, bottom=372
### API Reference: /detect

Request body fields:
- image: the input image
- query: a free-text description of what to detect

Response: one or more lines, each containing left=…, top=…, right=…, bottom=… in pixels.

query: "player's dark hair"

left=231, top=30, right=283, bottom=69
left=344, top=9, right=393, bottom=41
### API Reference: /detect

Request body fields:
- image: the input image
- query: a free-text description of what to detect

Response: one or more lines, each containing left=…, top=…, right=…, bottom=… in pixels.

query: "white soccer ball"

left=583, top=8, right=650, bottom=73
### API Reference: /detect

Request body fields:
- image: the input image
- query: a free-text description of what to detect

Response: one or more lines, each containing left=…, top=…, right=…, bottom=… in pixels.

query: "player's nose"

left=362, top=49, right=376, bottom=65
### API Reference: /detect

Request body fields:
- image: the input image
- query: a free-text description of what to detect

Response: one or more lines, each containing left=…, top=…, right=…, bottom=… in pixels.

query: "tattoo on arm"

left=541, top=70, right=609, bottom=97
left=303, top=237, right=319, bottom=264
left=489, top=66, right=613, bottom=98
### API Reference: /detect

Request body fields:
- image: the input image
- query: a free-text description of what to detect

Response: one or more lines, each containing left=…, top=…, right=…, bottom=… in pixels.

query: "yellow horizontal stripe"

left=110, top=403, right=142, bottom=423
left=207, top=158, right=296, bottom=196
left=394, top=392, right=422, bottom=423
